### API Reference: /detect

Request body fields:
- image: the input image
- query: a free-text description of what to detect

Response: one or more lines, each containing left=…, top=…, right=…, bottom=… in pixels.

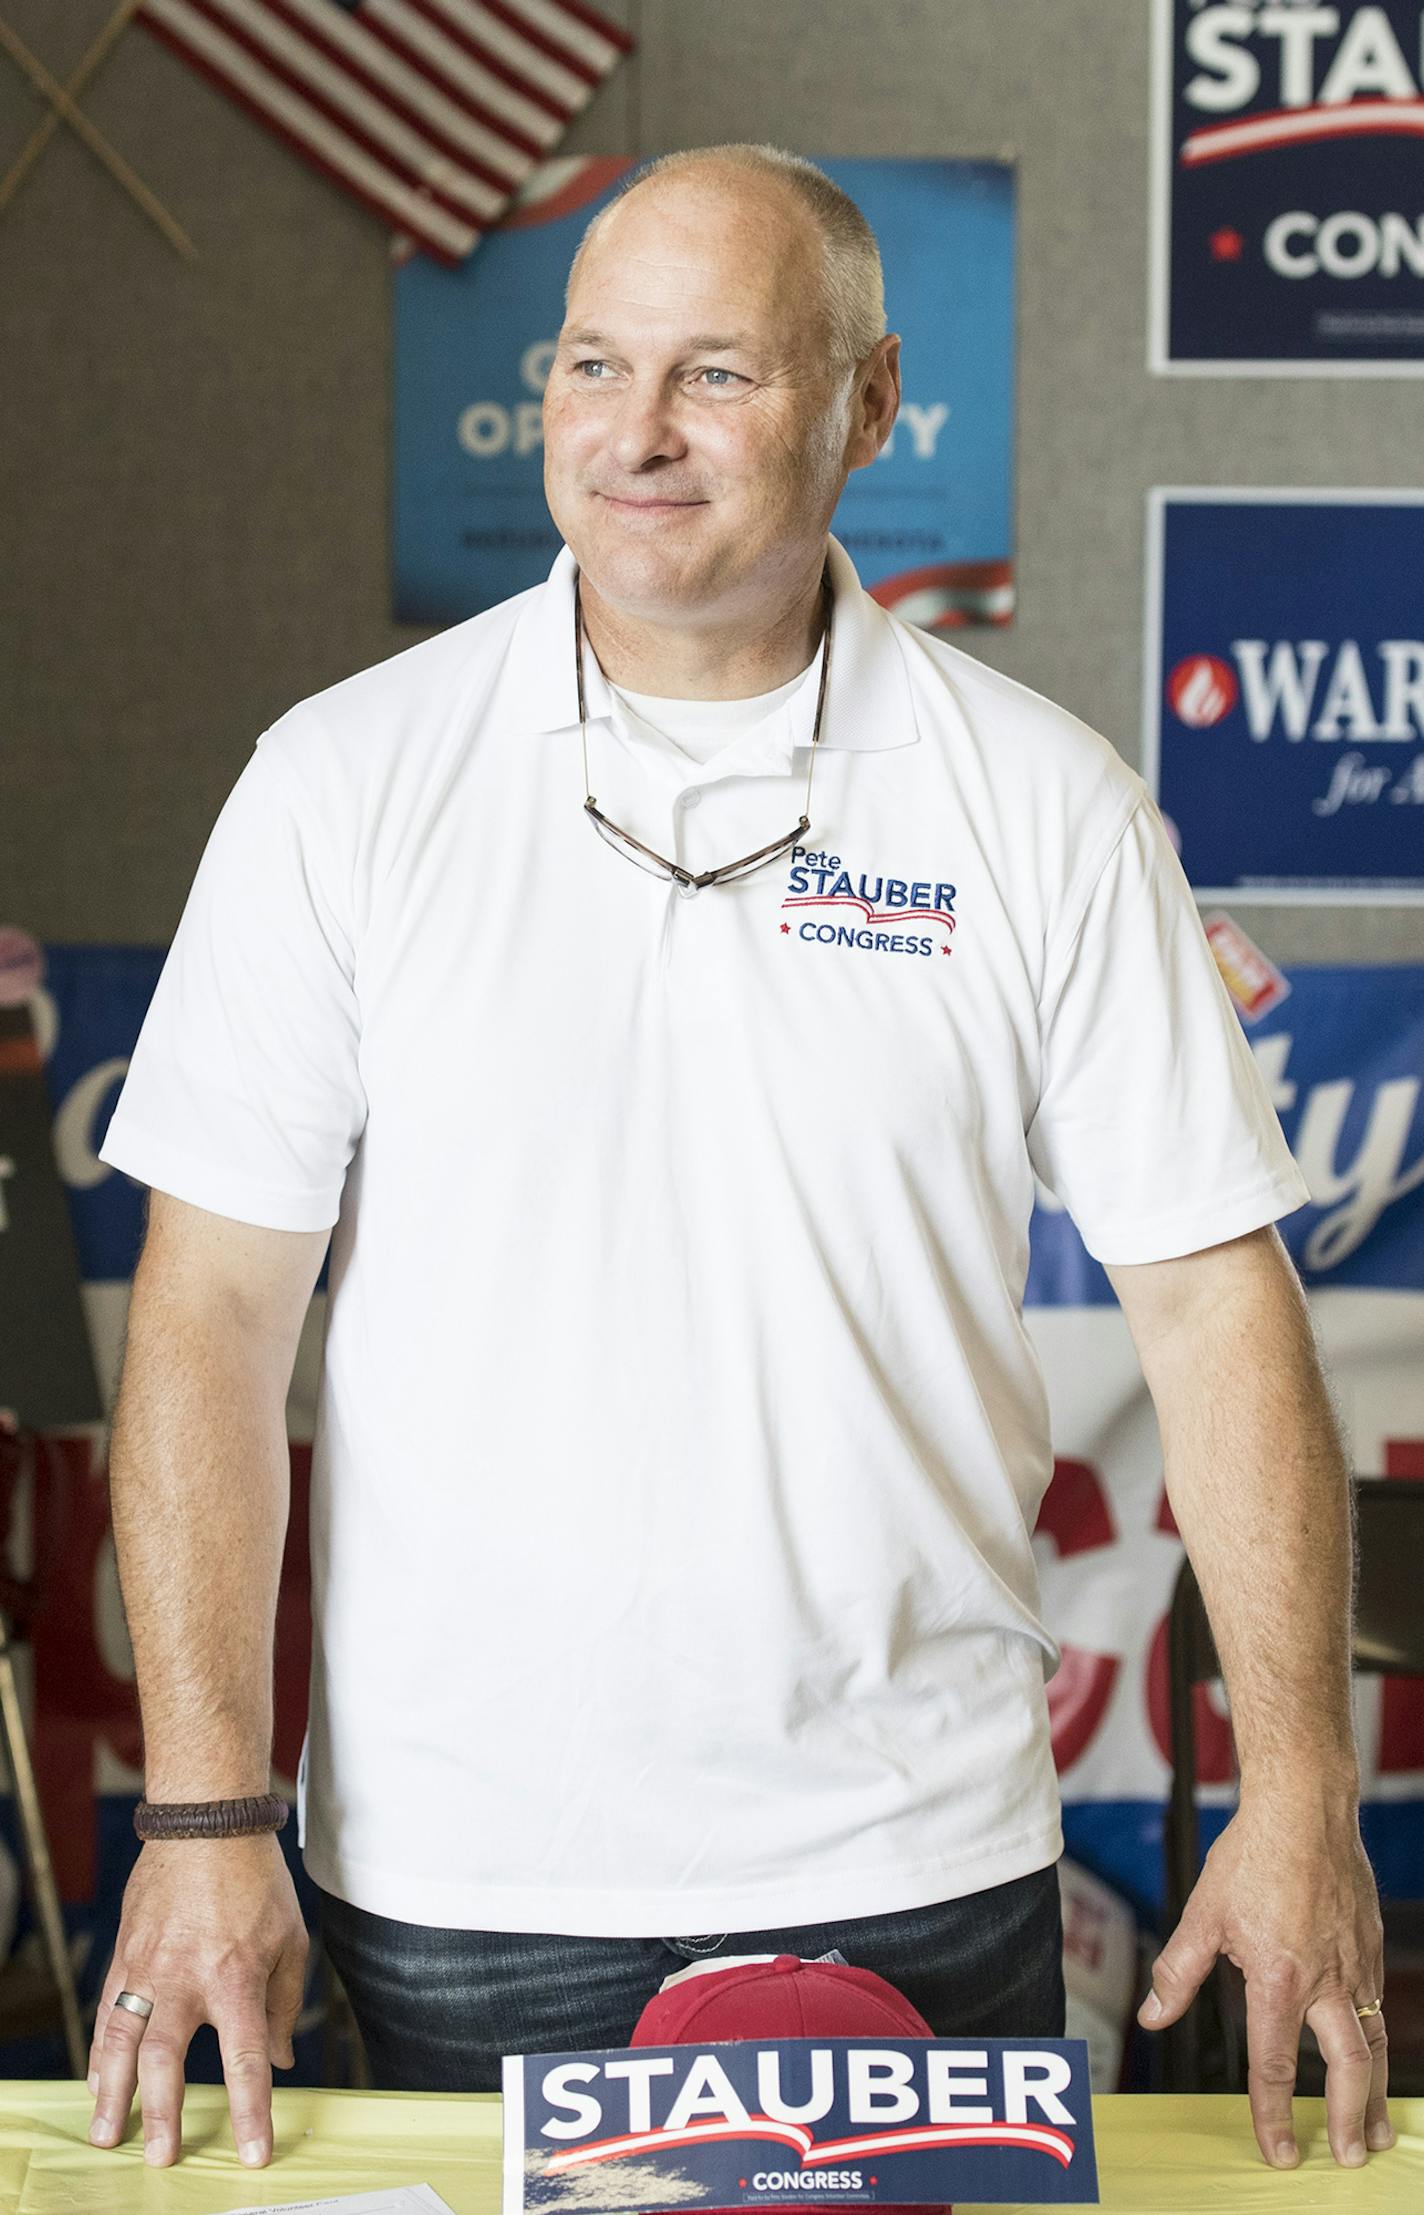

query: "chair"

left=1160, top=1475, right=1424, bottom=2097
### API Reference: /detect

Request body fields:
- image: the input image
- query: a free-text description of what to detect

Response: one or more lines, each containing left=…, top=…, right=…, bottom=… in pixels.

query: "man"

left=89, top=145, right=1391, bottom=2176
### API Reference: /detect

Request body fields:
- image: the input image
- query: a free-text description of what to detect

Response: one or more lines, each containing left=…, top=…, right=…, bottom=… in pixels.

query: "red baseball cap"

left=630, top=1952, right=951, bottom=2215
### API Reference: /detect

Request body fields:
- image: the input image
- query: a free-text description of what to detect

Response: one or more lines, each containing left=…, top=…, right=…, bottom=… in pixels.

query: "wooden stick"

left=0, top=0, right=147, bottom=215
left=0, top=8, right=196, bottom=259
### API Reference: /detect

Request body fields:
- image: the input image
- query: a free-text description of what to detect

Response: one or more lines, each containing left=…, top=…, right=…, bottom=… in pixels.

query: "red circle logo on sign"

left=1166, top=654, right=1238, bottom=727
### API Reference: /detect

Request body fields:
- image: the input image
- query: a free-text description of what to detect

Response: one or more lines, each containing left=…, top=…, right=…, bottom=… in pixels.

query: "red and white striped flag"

left=138, top=0, right=635, bottom=263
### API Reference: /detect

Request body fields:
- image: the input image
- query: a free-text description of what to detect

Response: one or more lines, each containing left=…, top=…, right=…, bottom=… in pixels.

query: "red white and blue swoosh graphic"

left=543, top=2112, right=1076, bottom=2174
left=498, top=154, right=636, bottom=228
left=870, top=559, right=1014, bottom=630
left=1181, top=96, right=1424, bottom=165
left=782, top=893, right=957, bottom=935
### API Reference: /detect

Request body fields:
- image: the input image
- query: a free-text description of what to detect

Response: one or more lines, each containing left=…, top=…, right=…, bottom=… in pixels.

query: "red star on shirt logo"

left=1209, top=226, right=1244, bottom=262
left=780, top=921, right=790, bottom=933
left=941, top=942, right=953, bottom=954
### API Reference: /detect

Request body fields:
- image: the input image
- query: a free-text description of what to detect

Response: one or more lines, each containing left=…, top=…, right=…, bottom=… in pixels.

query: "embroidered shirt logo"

left=779, top=844, right=957, bottom=959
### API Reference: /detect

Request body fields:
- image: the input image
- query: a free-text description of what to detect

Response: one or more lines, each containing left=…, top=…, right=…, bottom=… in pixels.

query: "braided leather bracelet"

left=133, top=1794, right=288, bottom=1841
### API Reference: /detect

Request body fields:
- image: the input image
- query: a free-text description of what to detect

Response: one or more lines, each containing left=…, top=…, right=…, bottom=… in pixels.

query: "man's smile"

left=598, top=493, right=708, bottom=512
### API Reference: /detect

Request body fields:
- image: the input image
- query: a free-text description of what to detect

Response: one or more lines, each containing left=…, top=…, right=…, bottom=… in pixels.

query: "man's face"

left=543, top=176, right=867, bottom=628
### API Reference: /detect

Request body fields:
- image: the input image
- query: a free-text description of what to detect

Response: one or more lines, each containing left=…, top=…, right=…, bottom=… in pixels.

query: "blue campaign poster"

left=393, top=156, right=1015, bottom=628
left=1150, top=0, right=1424, bottom=373
left=1142, top=490, right=1424, bottom=902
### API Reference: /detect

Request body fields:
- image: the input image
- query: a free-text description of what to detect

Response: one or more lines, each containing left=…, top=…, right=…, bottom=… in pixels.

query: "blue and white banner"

left=394, top=156, right=1015, bottom=630
left=1143, top=489, right=1424, bottom=903
left=501, top=2036, right=1098, bottom=2212
left=1150, top=0, right=1424, bottom=373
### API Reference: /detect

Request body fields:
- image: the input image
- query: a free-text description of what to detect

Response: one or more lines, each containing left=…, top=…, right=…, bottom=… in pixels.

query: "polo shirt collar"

left=509, top=531, right=920, bottom=762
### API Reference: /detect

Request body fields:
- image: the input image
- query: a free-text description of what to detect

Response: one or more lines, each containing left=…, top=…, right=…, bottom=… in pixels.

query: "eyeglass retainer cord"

left=573, top=557, right=836, bottom=890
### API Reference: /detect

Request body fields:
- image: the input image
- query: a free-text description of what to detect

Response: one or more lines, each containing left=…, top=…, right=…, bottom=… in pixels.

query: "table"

left=0, top=2086, right=1418, bottom=2212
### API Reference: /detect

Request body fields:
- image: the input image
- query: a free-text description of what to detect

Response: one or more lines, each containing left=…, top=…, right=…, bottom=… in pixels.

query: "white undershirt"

left=609, top=656, right=816, bottom=767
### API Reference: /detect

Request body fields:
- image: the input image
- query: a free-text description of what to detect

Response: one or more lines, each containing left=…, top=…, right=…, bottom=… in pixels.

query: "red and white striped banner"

left=138, top=0, right=635, bottom=263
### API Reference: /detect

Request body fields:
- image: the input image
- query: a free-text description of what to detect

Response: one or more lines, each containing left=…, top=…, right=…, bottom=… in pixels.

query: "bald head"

left=566, top=145, right=887, bottom=374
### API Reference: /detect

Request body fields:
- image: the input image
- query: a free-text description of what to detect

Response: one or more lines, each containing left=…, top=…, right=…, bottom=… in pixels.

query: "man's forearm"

left=1123, top=1236, right=1392, bottom=2173
left=108, top=1286, right=292, bottom=1801
left=1139, top=1237, right=1359, bottom=1802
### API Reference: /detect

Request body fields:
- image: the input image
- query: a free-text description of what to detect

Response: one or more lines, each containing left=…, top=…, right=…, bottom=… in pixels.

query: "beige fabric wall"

left=2, top=0, right=1420, bottom=959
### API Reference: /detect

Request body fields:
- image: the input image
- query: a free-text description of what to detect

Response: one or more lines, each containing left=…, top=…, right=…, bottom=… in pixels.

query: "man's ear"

left=845, top=336, right=901, bottom=474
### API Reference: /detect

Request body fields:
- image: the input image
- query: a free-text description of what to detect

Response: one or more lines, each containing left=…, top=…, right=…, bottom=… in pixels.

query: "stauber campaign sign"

left=1151, top=0, right=1424, bottom=372
left=502, top=2035, right=1099, bottom=2212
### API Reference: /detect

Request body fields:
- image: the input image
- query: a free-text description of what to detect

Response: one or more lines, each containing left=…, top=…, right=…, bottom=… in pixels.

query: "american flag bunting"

left=137, top=0, right=635, bottom=262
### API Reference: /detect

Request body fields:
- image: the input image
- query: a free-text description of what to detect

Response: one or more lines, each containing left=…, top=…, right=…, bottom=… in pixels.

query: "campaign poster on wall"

left=393, top=156, right=1015, bottom=629
left=1142, top=489, right=1424, bottom=903
left=1150, top=0, right=1424, bottom=374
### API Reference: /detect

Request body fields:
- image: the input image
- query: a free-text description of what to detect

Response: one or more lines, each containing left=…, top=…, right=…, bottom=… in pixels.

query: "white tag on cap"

left=657, top=1947, right=849, bottom=1993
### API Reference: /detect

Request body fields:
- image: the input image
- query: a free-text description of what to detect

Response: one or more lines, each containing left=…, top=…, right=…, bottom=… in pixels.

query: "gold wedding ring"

left=1355, top=1999, right=1384, bottom=2018
left=113, top=1989, right=154, bottom=2020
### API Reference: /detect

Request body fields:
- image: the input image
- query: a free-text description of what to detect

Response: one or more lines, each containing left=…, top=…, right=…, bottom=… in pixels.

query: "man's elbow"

left=1104, top=1221, right=1304, bottom=1372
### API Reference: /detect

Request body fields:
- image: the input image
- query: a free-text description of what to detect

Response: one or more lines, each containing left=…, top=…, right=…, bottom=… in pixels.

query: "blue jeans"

left=314, top=1861, right=1066, bottom=2091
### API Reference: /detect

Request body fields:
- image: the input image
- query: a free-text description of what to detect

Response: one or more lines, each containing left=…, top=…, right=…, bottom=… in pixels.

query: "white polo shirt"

left=98, top=532, right=1309, bottom=1936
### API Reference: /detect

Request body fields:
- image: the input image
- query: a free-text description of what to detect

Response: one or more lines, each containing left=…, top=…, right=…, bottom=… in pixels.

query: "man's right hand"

left=87, top=1831, right=309, bottom=2168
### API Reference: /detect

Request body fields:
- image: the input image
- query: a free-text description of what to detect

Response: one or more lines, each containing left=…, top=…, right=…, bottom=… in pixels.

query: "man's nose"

left=607, top=378, right=686, bottom=471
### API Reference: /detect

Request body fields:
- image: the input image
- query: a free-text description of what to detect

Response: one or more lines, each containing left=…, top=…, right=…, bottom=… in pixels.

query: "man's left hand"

left=1135, top=1798, right=1393, bottom=2168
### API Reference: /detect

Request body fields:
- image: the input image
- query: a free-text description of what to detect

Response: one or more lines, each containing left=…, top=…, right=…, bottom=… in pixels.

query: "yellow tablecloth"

left=0, top=2086, right=1418, bottom=2213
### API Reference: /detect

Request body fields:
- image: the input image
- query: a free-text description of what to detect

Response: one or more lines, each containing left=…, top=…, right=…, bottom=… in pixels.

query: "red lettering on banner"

left=1145, top=1604, right=1237, bottom=1785
left=1148, top=1478, right=1234, bottom=1776
left=1047, top=1647, right=1122, bottom=1772
left=1377, top=1442, right=1424, bottom=1776
left=1036, top=1457, right=1115, bottom=1557
left=1034, top=1458, right=1120, bottom=1771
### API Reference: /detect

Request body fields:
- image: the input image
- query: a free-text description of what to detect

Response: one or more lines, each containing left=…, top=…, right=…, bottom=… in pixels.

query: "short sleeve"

left=98, top=736, right=367, bottom=1231
left=1025, top=793, right=1310, bottom=1265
